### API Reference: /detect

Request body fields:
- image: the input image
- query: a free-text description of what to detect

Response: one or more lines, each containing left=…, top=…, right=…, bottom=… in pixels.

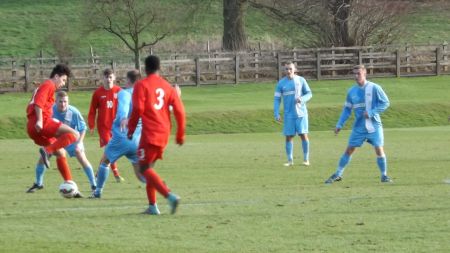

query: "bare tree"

left=249, top=0, right=412, bottom=47
left=223, top=0, right=248, bottom=51
left=84, top=0, right=197, bottom=70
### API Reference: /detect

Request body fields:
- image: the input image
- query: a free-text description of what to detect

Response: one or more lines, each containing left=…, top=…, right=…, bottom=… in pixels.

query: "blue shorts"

left=64, top=142, right=84, bottom=158
left=348, top=128, right=384, bottom=147
left=105, top=137, right=139, bottom=164
left=283, top=116, right=308, bottom=136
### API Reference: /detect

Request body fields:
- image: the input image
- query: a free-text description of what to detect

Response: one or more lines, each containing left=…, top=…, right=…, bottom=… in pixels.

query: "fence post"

left=214, top=52, right=220, bottom=82
left=111, top=60, right=116, bottom=72
left=331, top=46, right=336, bottom=77
left=396, top=49, right=401, bottom=77
left=442, top=41, right=448, bottom=72
left=235, top=53, right=239, bottom=84
left=24, top=61, right=30, bottom=92
left=405, top=43, right=411, bottom=73
left=436, top=47, right=441, bottom=76
left=254, top=52, right=259, bottom=79
left=11, top=60, right=17, bottom=87
left=195, top=57, right=200, bottom=86
left=358, top=49, right=363, bottom=65
left=368, top=47, right=374, bottom=75
left=277, top=53, right=282, bottom=80
left=316, top=51, right=321, bottom=80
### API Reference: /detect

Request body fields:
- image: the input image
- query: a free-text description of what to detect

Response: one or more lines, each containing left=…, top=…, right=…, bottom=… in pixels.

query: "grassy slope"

left=1, top=75, right=449, bottom=139
left=0, top=1, right=449, bottom=57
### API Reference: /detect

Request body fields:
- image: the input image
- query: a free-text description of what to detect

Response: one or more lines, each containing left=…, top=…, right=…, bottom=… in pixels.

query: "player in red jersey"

left=88, top=69, right=124, bottom=182
left=26, top=64, right=83, bottom=197
left=128, top=55, right=186, bottom=215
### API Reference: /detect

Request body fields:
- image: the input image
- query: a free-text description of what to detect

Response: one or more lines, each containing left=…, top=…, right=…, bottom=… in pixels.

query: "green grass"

left=0, top=1, right=449, bottom=57
left=1, top=127, right=449, bottom=252
left=1, top=75, right=449, bottom=139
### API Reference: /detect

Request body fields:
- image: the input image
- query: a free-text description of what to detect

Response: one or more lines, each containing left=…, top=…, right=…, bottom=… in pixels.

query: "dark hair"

left=103, top=68, right=114, bottom=77
left=145, top=55, right=160, bottom=74
left=50, top=64, right=71, bottom=78
left=126, top=69, right=141, bottom=84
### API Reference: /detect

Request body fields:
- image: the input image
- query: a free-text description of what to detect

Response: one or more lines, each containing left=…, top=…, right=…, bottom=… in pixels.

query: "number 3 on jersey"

left=154, top=88, right=165, bottom=110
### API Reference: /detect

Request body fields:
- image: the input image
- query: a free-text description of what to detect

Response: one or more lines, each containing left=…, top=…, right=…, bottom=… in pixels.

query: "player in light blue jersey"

left=90, top=70, right=150, bottom=204
left=26, top=91, right=96, bottom=194
left=325, top=65, right=392, bottom=184
left=274, top=62, right=312, bottom=167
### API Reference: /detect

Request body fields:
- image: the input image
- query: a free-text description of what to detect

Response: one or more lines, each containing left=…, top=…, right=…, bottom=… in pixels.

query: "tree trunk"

left=133, top=48, right=141, bottom=71
left=223, top=0, right=248, bottom=51
left=332, top=0, right=353, bottom=46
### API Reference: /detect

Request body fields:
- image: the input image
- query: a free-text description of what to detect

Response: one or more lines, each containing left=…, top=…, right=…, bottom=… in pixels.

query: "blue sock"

left=35, top=163, right=46, bottom=186
left=95, top=163, right=110, bottom=194
left=83, top=166, right=97, bottom=188
left=301, top=139, right=309, bottom=161
left=377, top=156, right=387, bottom=176
left=336, top=153, right=352, bottom=176
left=285, top=140, right=293, bottom=162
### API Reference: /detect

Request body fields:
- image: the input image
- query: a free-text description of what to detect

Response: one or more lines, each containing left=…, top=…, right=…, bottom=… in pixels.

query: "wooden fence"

left=0, top=43, right=448, bottom=92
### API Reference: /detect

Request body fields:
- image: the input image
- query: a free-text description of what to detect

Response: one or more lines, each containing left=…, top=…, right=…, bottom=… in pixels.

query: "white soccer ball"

left=59, top=180, right=78, bottom=198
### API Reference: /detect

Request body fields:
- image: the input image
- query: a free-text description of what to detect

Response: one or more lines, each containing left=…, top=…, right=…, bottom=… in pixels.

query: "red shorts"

left=138, top=142, right=164, bottom=166
left=27, top=117, right=62, bottom=146
left=98, top=130, right=112, bottom=148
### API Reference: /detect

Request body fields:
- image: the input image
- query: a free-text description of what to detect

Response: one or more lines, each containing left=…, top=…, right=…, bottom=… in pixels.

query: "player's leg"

left=325, top=130, right=364, bottom=184
left=43, top=123, right=79, bottom=155
left=284, top=135, right=294, bottom=166
left=99, top=132, right=124, bottom=182
left=297, top=116, right=310, bottom=166
left=368, top=130, right=392, bottom=183
left=91, top=156, right=111, bottom=198
left=53, top=148, right=73, bottom=182
left=110, top=162, right=124, bottom=182
left=26, top=157, right=46, bottom=193
left=299, top=134, right=310, bottom=166
left=74, top=148, right=97, bottom=191
left=139, top=144, right=179, bottom=215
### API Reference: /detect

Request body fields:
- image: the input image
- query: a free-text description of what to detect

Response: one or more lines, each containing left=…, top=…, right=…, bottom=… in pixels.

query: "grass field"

left=0, top=128, right=449, bottom=253
left=1, top=75, right=450, bottom=252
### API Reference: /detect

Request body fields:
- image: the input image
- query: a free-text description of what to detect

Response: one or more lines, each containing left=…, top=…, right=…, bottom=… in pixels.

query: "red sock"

left=142, top=168, right=170, bottom=198
left=45, top=133, right=77, bottom=154
left=56, top=156, right=72, bottom=181
left=110, top=163, right=119, bottom=177
left=146, top=185, right=157, bottom=205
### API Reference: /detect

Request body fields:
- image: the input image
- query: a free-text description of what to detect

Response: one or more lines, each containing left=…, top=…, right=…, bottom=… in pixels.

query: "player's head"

left=126, top=69, right=141, bottom=88
left=56, top=90, right=69, bottom=112
left=145, top=55, right=160, bottom=75
left=353, top=65, right=367, bottom=85
left=284, top=62, right=296, bottom=79
left=50, top=64, right=71, bottom=88
left=103, top=68, right=116, bottom=88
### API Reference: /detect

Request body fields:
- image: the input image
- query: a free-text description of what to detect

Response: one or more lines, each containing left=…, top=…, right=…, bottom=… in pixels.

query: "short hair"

left=56, top=90, right=68, bottom=99
left=145, top=55, right=160, bottom=74
left=50, top=64, right=71, bottom=78
left=353, top=65, right=366, bottom=71
left=103, top=68, right=114, bottom=77
left=126, top=69, right=141, bottom=84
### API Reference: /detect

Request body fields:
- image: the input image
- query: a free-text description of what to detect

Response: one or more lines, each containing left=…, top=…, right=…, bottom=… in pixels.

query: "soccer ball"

left=59, top=181, right=78, bottom=198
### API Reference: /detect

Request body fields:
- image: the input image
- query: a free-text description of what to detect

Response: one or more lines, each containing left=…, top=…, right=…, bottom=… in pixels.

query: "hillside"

left=0, top=0, right=449, bottom=57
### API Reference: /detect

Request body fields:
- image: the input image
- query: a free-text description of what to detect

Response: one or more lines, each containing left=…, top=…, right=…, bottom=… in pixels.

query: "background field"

left=0, top=0, right=449, bottom=57
left=0, top=75, right=449, bottom=252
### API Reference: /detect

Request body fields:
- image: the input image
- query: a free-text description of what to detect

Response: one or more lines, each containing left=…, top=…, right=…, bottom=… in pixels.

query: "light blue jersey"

left=337, top=81, right=390, bottom=147
left=52, top=104, right=86, bottom=157
left=105, top=88, right=142, bottom=164
left=337, top=81, right=389, bottom=133
left=274, top=75, right=312, bottom=135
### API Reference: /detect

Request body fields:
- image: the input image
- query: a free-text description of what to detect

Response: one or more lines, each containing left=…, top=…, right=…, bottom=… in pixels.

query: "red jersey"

left=88, top=85, right=121, bottom=134
left=26, top=79, right=56, bottom=122
left=128, top=74, right=186, bottom=148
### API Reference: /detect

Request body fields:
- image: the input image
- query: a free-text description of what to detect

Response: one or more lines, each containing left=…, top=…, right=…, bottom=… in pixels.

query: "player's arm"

left=335, top=93, right=353, bottom=134
left=87, top=92, right=98, bottom=134
left=367, top=85, right=390, bottom=118
left=34, top=106, right=44, bottom=132
left=300, top=79, right=312, bottom=104
left=74, top=109, right=87, bottom=148
left=128, top=83, right=144, bottom=138
left=273, top=83, right=282, bottom=121
left=116, top=91, right=131, bottom=132
left=170, top=91, right=186, bottom=145
left=32, top=85, right=50, bottom=133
